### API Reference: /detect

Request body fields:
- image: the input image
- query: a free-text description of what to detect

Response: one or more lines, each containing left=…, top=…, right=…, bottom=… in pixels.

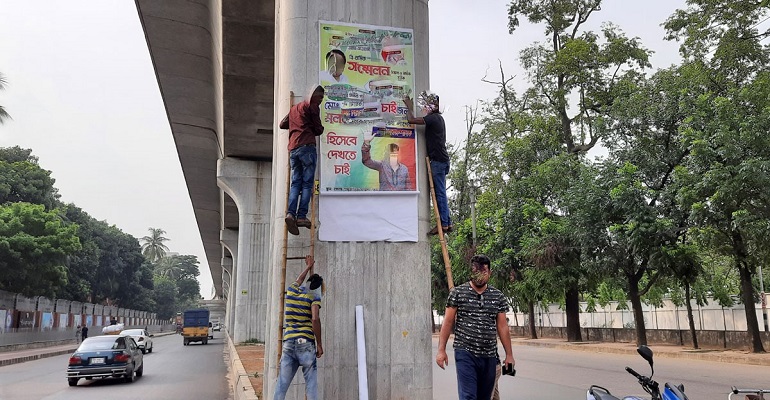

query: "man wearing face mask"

left=274, top=255, right=324, bottom=400
left=436, top=255, right=514, bottom=400
left=361, top=141, right=413, bottom=191
left=319, top=49, right=349, bottom=84
left=404, top=92, right=452, bottom=235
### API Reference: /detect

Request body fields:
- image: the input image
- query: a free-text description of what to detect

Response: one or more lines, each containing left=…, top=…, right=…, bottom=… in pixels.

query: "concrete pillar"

left=265, top=1, right=432, bottom=399
left=218, top=158, right=273, bottom=343
left=221, top=229, right=239, bottom=336
left=221, top=255, right=234, bottom=333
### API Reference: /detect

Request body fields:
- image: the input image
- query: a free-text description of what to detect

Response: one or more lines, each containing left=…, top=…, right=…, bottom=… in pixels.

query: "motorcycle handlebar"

left=625, top=366, right=642, bottom=379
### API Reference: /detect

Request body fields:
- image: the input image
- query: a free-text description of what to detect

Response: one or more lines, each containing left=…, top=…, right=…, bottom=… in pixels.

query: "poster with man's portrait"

left=318, top=21, right=416, bottom=193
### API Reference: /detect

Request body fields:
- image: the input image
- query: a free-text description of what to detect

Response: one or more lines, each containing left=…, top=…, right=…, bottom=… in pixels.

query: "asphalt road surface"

left=0, top=332, right=229, bottom=400
left=433, top=338, right=770, bottom=400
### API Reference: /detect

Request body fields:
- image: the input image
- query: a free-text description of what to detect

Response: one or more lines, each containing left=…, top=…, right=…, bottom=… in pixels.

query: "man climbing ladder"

left=279, top=85, right=325, bottom=235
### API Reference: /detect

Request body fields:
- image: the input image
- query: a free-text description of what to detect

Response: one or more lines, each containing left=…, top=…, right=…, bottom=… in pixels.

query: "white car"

left=119, top=329, right=154, bottom=354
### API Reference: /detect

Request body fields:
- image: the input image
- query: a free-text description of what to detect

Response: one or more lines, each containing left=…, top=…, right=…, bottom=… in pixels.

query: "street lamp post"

left=759, top=264, right=768, bottom=332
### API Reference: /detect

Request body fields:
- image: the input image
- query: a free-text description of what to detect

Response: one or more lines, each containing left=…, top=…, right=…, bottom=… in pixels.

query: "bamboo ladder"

left=426, top=157, right=454, bottom=290
left=276, top=91, right=318, bottom=373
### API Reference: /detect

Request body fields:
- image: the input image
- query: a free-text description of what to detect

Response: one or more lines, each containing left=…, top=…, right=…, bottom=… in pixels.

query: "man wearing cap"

left=404, top=92, right=452, bottom=235
left=436, top=254, right=514, bottom=400
left=274, top=255, right=324, bottom=400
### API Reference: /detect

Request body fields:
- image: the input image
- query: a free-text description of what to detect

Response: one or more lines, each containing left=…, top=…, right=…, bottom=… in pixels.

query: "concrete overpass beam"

left=217, top=157, right=273, bottom=343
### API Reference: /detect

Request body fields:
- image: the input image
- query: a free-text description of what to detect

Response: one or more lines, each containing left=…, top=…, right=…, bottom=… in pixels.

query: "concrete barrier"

left=225, top=334, right=259, bottom=400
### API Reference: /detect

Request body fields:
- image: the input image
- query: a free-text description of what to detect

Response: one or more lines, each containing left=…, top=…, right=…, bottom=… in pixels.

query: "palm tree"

left=140, top=227, right=170, bottom=262
left=154, top=256, right=182, bottom=279
left=0, top=72, right=11, bottom=124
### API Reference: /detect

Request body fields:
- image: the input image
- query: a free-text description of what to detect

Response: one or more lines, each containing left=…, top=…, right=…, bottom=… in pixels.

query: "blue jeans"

left=274, top=339, right=318, bottom=400
left=287, top=145, right=317, bottom=219
left=430, top=160, right=451, bottom=227
left=455, top=349, right=497, bottom=400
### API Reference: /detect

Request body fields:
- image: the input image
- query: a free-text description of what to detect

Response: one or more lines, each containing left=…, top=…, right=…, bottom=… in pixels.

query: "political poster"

left=318, top=21, right=416, bottom=193
left=317, top=21, right=419, bottom=242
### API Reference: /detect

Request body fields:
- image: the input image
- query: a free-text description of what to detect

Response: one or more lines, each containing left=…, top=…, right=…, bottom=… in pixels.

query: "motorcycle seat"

left=588, top=385, right=621, bottom=400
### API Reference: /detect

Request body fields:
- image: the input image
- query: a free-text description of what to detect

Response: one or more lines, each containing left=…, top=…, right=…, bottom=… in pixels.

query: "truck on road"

left=182, top=309, right=210, bottom=345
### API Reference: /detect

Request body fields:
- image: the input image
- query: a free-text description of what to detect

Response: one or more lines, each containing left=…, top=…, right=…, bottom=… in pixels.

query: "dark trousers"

left=455, top=348, right=497, bottom=400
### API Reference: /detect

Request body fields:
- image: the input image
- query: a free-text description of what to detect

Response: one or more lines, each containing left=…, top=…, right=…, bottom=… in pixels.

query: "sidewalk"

left=0, top=343, right=78, bottom=367
left=0, top=331, right=177, bottom=368
left=508, top=335, right=770, bottom=366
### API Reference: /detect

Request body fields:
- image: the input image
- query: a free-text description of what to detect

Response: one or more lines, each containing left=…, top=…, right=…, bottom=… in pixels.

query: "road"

left=433, top=338, right=770, bottom=399
left=0, top=332, right=229, bottom=400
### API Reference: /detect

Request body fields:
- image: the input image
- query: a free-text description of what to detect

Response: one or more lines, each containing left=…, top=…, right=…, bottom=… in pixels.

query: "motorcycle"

left=729, top=386, right=770, bottom=399
left=587, top=345, right=690, bottom=400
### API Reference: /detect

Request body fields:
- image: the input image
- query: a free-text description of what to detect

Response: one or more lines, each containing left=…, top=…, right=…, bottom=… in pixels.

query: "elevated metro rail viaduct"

left=136, top=1, right=432, bottom=398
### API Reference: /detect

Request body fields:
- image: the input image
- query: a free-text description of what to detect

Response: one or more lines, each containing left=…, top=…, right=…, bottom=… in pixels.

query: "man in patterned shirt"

left=274, top=255, right=324, bottom=400
left=436, top=254, right=514, bottom=400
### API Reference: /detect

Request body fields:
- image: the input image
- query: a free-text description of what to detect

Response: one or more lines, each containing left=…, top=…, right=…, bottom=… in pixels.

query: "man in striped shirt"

left=436, top=254, right=514, bottom=400
left=274, top=255, right=324, bottom=400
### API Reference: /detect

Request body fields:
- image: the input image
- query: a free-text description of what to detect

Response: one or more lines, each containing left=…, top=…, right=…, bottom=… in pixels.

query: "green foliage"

left=0, top=146, right=59, bottom=209
left=152, top=276, right=178, bottom=320
left=149, top=254, right=202, bottom=318
left=0, top=72, right=10, bottom=124
left=140, top=227, right=170, bottom=262
left=435, top=0, right=770, bottom=350
left=0, top=148, right=172, bottom=313
left=0, top=202, right=80, bottom=297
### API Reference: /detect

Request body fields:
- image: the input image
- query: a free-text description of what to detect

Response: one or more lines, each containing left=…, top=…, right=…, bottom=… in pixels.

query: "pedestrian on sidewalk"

left=81, top=325, right=88, bottom=341
left=405, top=91, right=452, bottom=235
left=274, top=255, right=324, bottom=400
left=279, top=86, right=325, bottom=236
left=75, top=325, right=82, bottom=343
left=436, top=254, right=514, bottom=400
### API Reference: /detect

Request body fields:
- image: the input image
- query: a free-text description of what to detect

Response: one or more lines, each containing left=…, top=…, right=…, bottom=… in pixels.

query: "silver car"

left=119, top=329, right=154, bottom=354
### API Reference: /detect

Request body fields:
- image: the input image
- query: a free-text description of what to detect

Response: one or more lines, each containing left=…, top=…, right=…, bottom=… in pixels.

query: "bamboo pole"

left=277, top=91, right=296, bottom=369
left=426, top=156, right=454, bottom=289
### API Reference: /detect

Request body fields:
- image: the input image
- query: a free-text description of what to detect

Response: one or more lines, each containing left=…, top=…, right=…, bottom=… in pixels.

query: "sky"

left=0, top=0, right=688, bottom=299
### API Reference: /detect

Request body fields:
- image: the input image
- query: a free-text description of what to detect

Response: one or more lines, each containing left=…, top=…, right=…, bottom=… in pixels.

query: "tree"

left=0, top=146, right=59, bottom=209
left=666, top=0, right=770, bottom=353
left=506, top=0, right=652, bottom=342
left=0, top=202, right=81, bottom=297
left=151, top=254, right=201, bottom=315
left=154, top=256, right=182, bottom=280
left=140, top=227, right=169, bottom=262
left=60, top=205, right=100, bottom=302
left=152, top=276, right=178, bottom=320
left=584, top=65, right=704, bottom=346
left=91, top=223, right=148, bottom=305
left=0, top=73, right=10, bottom=124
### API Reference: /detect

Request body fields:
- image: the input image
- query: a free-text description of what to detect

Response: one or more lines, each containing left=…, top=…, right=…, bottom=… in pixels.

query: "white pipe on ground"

left=355, top=305, right=369, bottom=400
